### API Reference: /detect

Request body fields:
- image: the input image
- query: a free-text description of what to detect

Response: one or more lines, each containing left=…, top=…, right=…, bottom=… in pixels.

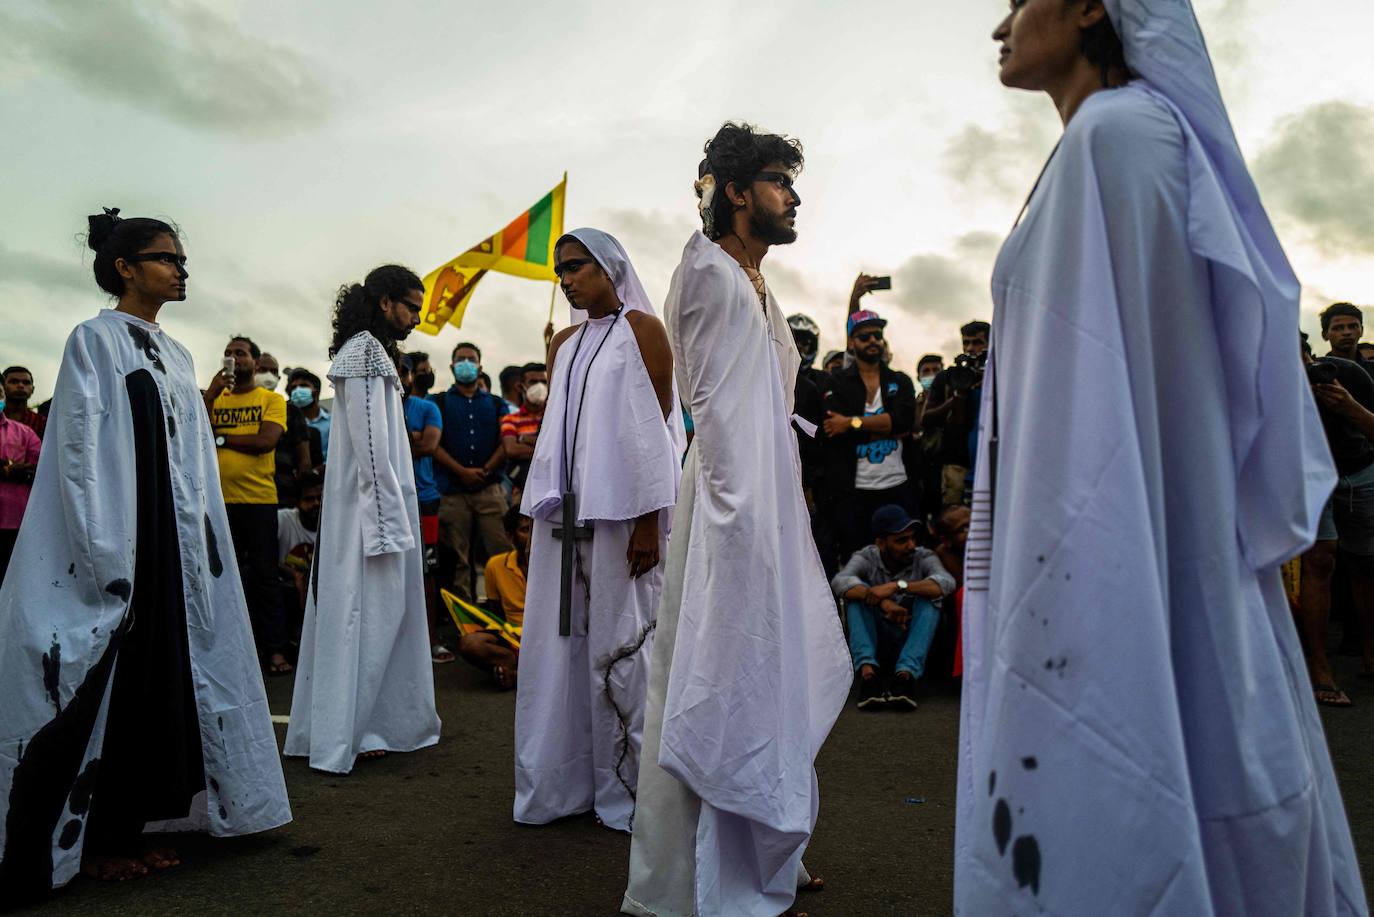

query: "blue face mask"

left=289, top=386, right=314, bottom=408
left=453, top=359, right=480, bottom=384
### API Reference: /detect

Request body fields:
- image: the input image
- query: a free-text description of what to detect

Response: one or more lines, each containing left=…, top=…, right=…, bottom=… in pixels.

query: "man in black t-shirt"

left=919, top=320, right=988, bottom=508
left=1297, top=333, right=1374, bottom=707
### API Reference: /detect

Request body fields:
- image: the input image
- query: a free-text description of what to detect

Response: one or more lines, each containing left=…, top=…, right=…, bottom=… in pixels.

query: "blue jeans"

left=845, top=599, right=939, bottom=678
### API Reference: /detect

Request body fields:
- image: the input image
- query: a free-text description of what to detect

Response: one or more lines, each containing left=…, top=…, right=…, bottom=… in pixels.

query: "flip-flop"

left=1314, top=684, right=1353, bottom=707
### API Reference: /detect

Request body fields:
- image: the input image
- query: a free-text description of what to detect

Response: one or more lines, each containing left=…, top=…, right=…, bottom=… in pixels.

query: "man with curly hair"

left=623, top=123, right=851, bottom=917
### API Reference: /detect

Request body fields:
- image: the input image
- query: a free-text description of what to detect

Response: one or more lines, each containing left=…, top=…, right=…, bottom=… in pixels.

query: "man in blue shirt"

left=287, top=368, right=331, bottom=462
left=402, top=353, right=452, bottom=663
left=429, top=341, right=511, bottom=603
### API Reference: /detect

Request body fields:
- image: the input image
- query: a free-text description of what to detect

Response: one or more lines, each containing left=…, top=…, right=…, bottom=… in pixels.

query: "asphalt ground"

left=11, top=631, right=1374, bottom=916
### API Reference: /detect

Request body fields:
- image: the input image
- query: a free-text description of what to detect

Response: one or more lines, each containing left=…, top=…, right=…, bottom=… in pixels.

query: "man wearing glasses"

left=822, top=310, right=919, bottom=558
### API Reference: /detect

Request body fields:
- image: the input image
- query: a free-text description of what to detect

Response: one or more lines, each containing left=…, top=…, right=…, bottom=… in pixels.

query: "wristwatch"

left=897, top=579, right=909, bottom=593
left=850, top=416, right=863, bottom=430
left=215, top=435, right=226, bottom=447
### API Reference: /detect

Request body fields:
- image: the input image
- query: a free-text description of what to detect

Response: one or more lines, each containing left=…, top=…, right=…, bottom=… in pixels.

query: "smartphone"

left=222, top=356, right=235, bottom=380
left=871, top=276, right=892, bottom=291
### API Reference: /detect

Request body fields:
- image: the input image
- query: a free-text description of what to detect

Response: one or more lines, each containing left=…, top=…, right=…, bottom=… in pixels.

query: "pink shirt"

left=0, top=413, right=41, bottom=530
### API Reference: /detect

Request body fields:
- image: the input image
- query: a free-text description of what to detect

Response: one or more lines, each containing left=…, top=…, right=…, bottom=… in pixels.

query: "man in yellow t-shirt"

left=204, top=335, right=291, bottom=675
left=458, top=507, right=529, bottom=689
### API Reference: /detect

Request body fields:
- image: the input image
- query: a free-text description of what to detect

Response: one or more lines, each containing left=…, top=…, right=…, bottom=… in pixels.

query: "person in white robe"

left=0, top=210, right=290, bottom=897
left=286, top=266, right=440, bottom=775
left=514, top=228, right=684, bottom=832
left=957, top=3, right=1367, bottom=914
left=623, top=124, right=852, bottom=917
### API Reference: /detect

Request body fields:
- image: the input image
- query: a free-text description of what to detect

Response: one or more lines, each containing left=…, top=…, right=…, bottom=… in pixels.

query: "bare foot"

left=141, top=847, right=181, bottom=870
left=799, top=875, right=825, bottom=892
left=82, top=854, right=149, bottom=881
left=357, top=749, right=387, bottom=761
left=492, top=665, right=517, bottom=690
left=268, top=653, right=294, bottom=676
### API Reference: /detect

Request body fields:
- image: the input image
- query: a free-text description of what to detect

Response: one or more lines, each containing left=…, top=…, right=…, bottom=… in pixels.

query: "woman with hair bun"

left=0, top=209, right=290, bottom=895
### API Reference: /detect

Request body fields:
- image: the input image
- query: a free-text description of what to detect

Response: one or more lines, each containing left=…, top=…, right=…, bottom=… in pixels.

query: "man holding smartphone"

left=205, top=335, right=290, bottom=675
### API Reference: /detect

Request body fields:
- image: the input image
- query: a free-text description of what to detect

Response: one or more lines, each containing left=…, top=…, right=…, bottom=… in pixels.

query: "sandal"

left=431, top=644, right=455, bottom=664
left=1314, top=684, right=1353, bottom=707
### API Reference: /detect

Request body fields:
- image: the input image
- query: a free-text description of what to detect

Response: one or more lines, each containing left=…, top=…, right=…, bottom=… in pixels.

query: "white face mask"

left=524, top=382, right=549, bottom=407
left=255, top=371, right=280, bottom=391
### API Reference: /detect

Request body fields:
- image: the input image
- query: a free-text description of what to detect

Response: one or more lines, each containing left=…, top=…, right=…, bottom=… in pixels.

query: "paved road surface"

left=13, top=644, right=1374, bottom=915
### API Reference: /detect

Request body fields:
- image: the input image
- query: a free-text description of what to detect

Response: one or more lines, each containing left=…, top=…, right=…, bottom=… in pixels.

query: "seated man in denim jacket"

left=831, top=504, right=955, bottom=710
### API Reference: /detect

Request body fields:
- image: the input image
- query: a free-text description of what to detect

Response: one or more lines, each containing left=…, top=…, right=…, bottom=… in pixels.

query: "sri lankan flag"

left=440, top=588, right=521, bottom=650
left=417, top=176, right=567, bottom=335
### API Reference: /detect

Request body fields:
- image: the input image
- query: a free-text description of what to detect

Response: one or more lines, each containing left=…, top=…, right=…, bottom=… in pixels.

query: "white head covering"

left=560, top=227, right=658, bottom=324
left=1104, top=0, right=1333, bottom=568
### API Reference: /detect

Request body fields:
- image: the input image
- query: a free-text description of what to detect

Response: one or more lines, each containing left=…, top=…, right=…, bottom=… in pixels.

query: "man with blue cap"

left=831, top=504, right=956, bottom=710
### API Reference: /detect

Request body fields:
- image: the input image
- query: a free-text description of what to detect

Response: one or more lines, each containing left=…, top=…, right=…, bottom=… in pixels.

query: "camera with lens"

left=1306, top=358, right=1340, bottom=386
left=945, top=351, right=988, bottom=394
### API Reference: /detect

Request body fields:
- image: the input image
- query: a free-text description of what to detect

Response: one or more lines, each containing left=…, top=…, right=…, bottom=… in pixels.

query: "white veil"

left=562, top=227, right=659, bottom=323
left=1104, top=0, right=1333, bottom=568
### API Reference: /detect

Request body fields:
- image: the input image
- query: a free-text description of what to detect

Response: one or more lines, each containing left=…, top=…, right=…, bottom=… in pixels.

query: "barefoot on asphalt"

left=141, top=847, right=181, bottom=870
left=82, top=854, right=149, bottom=882
left=357, top=749, right=387, bottom=761
left=799, top=875, right=825, bottom=892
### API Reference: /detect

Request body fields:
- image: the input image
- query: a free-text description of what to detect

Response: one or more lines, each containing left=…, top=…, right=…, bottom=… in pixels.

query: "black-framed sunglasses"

left=553, top=257, right=593, bottom=278
left=854, top=329, right=884, bottom=343
left=125, top=251, right=187, bottom=268
left=753, top=171, right=796, bottom=192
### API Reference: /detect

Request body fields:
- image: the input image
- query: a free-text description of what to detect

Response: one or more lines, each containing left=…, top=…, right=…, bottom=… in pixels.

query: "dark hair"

left=298, top=470, right=324, bottom=493
left=3, top=366, right=32, bottom=382
left=288, top=368, right=322, bottom=391
left=697, top=122, right=804, bottom=241
left=1300, top=331, right=1313, bottom=359
left=85, top=207, right=179, bottom=298
left=960, top=320, right=991, bottom=339
left=935, top=503, right=970, bottom=536
left=504, top=505, right=528, bottom=535
left=228, top=335, right=261, bottom=360
left=404, top=351, right=431, bottom=372
left=522, top=362, right=546, bottom=376
left=479, top=372, right=492, bottom=390
left=1320, top=302, right=1363, bottom=334
left=1081, top=13, right=1131, bottom=87
left=329, top=264, right=423, bottom=364
left=499, top=365, right=524, bottom=392
left=452, top=341, right=481, bottom=362
left=916, top=354, right=943, bottom=372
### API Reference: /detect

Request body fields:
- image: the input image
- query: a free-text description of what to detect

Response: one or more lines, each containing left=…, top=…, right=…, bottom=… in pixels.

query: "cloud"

left=0, top=0, right=333, bottom=136
left=1254, top=100, right=1374, bottom=257
left=0, top=242, right=92, bottom=297
left=942, top=102, right=1058, bottom=199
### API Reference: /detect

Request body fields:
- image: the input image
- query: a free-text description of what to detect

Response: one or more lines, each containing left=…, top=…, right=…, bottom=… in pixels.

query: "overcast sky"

left=2, top=0, right=1371, bottom=400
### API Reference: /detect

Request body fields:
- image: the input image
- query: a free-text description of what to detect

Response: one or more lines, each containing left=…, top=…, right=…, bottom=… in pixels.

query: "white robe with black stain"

left=515, top=312, right=682, bottom=832
left=622, top=233, right=852, bottom=917
left=0, top=309, right=290, bottom=895
left=285, top=331, right=440, bottom=774
left=955, top=84, right=1367, bottom=916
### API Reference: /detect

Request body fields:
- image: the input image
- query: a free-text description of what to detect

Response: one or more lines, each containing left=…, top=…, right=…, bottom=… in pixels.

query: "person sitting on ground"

left=934, top=504, right=970, bottom=590
left=457, top=505, right=528, bottom=690
left=830, top=504, right=955, bottom=710
left=277, top=471, right=322, bottom=643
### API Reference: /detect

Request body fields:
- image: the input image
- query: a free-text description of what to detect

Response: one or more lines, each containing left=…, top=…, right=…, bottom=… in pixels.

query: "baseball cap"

left=871, top=504, right=918, bottom=536
left=847, top=310, right=887, bottom=338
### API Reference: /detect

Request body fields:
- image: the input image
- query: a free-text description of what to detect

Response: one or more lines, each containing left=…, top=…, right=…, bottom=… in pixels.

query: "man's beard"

left=749, top=207, right=797, bottom=245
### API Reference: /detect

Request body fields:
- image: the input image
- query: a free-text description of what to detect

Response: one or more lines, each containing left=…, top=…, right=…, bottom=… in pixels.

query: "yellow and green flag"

left=440, top=588, right=521, bottom=650
left=418, top=176, right=566, bottom=335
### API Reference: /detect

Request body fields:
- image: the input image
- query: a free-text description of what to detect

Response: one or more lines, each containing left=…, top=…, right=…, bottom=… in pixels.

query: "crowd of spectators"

left=1, top=293, right=1369, bottom=712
